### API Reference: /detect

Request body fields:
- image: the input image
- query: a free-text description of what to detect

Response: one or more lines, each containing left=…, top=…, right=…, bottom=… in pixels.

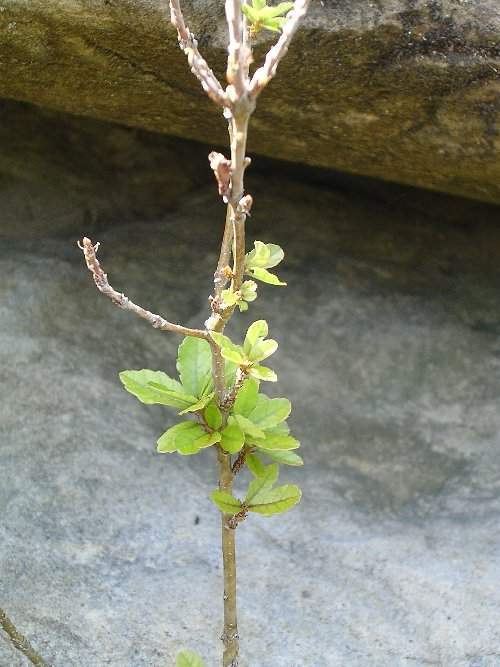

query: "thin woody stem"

left=0, top=608, right=50, bottom=667
left=217, top=448, right=239, bottom=667
left=78, top=238, right=208, bottom=341
left=169, top=0, right=228, bottom=107
left=248, top=0, right=311, bottom=98
left=214, top=206, right=234, bottom=299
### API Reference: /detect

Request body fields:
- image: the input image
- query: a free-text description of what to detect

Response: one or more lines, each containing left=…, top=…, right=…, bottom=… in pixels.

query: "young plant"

left=79, top=0, right=310, bottom=664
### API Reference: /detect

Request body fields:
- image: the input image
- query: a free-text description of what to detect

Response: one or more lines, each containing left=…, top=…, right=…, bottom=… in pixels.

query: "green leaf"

left=252, top=0, right=266, bottom=10
left=176, top=650, right=205, bottom=667
left=221, top=289, right=239, bottom=308
left=261, top=1, right=294, bottom=18
left=211, top=490, right=242, bottom=514
left=178, top=392, right=214, bottom=415
left=220, top=420, right=245, bottom=454
left=210, top=332, right=247, bottom=365
left=266, top=421, right=290, bottom=435
left=249, top=267, right=286, bottom=286
left=245, top=241, right=284, bottom=269
left=176, top=338, right=213, bottom=398
left=249, top=365, right=277, bottom=382
left=233, top=378, right=259, bottom=417
left=119, top=370, right=196, bottom=409
left=261, top=16, right=287, bottom=31
left=204, top=403, right=223, bottom=431
left=247, top=484, right=302, bottom=515
left=240, top=280, right=258, bottom=302
left=233, top=414, right=265, bottom=439
left=248, top=395, right=291, bottom=429
left=253, top=433, right=300, bottom=450
left=157, top=421, right=221, bottom=455
left=245, top=463, right=279, bottom=504
left=241, top=3, right=261, bottom=22
left=261, top=449, right=304, bottom=466
left=244, top=320, right=268, bottom=355
left=248, top=338, right=278, bottom=362
left=246, top=453, right=267, bottom=477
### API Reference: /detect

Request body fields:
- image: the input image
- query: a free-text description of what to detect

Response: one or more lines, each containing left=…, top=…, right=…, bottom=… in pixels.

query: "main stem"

left=217, top=448, right=239, bottom=667
left=209, top=102, right=252, bottom=667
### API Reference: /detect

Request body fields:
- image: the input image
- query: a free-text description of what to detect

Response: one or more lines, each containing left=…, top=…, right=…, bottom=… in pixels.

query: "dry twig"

left=78, top=238, right=208, bottom=340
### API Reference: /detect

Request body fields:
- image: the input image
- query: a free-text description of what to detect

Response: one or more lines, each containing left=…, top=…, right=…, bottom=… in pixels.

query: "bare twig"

left=248, top=0, right=311, bottom=98
left=78, top=238, right=208, bottom=340
left=225, top=0, right=249, bottom=99
left=0, top=608, right=50, bottom=667
left=169, top=0, right=228, bottom=107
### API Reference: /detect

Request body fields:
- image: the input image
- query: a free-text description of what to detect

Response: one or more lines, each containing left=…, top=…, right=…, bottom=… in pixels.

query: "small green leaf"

left=249, top=267, right=286, bottom=286
left=237, top=300, right=249, bottom=312
left=253, top=433, right=300, bottom=450
left=247, top=484, right=302, bottom=515
left=211, top=490, right=243, bottom=514
left=220, top=420, right=245, bottom=454
left=246, top=453, right=267, bottom=477
left=261, top=1, right=294, bottom=18
left=176, top=337, right=213, bottom=398
left=245, top=463, right=279, bottom=504
left=249, top=365, right=277, bottom=382
left=204, top=403, right=223, bottom=430
left=157, top=422, right=221, bottom=455
left=210, top=332, right=247, bottom=365
left=221, top=289, right=240, bottom=308
left=176, top=649, right=205, bottom=667
left=252, top=0, right=266, bottom=10
left=234, top=414, right=265, bottom=439
left=178, top=392, right=214, bottom=415
left=261, top=16, right=287, bottom=31
left=248, top=395, right=291, bottom=429
left=261, top=449, right=304, bottom=466
left=248, top=338, right=278, bottom=362
left=241, top=280, right=257, bottom=300
left=245, top=241, right=284, bottom=269
left=241, top=3, right=261, bottom=22
left=266, top=421, right=290, bottom=435
left=233, top=378, right=260, bottom=417
left=244, top=320, right=268, bottom=355
left=119, top=370, right=196, bottom=409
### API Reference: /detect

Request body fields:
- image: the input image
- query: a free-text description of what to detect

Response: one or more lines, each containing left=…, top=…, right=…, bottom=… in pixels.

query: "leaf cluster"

left=220, top=241, right=285, bottom=312
left=242, top=0, right=294, bottom=34
left=120, top=321, right=302, bottom=519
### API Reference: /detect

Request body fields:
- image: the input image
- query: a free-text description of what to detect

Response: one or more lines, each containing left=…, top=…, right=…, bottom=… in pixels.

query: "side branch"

left=78, top=238, right=208, bottom=340
left=0, top=608, right=50, bottom=667
left=248, top=0, right=311, bottom=97
left=169, top=0, right=228, bottom=108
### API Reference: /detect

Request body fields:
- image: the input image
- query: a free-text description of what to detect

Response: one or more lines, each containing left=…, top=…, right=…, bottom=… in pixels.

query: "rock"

left=1, top=172, right=500, bottom=665
left=0, top=99, right=212, bottom=238
left=0, top=1, right=499, bottom=203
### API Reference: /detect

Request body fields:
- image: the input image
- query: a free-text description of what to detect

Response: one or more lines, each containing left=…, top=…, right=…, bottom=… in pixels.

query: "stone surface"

left=1, top=1, right=499, bottom=203
left=1, top=173, right=500, bottom=666
left=0, top=99, right=212, bottom=238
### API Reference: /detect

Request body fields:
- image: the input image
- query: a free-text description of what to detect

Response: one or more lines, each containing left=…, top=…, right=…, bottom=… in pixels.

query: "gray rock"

left=0, top=99, right=211, bottom=238
left=0, top=1, right=499, bottom=203
left=1, top=173, right=500, bottom=666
